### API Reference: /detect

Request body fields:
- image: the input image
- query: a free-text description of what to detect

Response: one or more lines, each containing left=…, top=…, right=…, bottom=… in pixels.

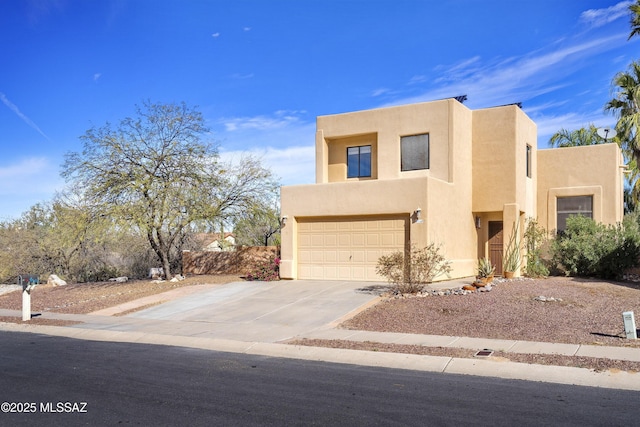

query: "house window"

left=526, top=144, right=532, bottom=178
left=347, top=145, right=371, bottom=178
left=401, top=134, right=429, bottom=171
left=557, top=196, right=593, bottom=233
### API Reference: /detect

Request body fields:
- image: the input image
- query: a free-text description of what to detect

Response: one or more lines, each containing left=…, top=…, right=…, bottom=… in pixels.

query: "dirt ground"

left=291, top=276, right=640, bottom=373
left=343, top=276, right=640, bottom=348
left=0, top=274, right=242, bottom=315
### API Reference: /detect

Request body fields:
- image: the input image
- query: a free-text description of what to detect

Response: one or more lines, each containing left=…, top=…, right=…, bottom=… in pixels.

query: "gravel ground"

left=342, top=276, right=640, bottom=348
left=300, top=276, right=640, bottom=372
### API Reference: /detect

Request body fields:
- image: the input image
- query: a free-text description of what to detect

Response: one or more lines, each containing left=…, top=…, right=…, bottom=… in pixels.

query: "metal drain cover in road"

left=474, top=349, right=494, bottom=357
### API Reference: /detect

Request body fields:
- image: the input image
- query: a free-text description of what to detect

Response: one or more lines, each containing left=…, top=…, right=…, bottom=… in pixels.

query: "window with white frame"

left=347, top=145, right=371, bottom=178
left=401, top=134, right=429, bottom=171
left=557, top=196, right=593, bottom=233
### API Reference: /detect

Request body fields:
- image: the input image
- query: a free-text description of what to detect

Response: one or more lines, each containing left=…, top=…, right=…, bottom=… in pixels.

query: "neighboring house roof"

left=194, top=233, right=236, bottom=251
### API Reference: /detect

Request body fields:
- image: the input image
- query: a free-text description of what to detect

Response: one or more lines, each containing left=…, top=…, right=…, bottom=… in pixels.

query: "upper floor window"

left=401, top=134, right=429, bottom=171
left=526, top=144, right=532, bottom=178
left=557, top=196, right=593, bottom=233
left=347, top=145, right=371, bottom=178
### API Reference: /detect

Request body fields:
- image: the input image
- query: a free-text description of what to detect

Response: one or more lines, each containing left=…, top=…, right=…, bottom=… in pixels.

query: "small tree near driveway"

left=376, top=243, right=452, bottom=294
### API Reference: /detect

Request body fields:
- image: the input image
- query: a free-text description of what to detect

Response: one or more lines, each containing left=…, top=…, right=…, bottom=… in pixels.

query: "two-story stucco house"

left=280, top=98, right=625, bottom=282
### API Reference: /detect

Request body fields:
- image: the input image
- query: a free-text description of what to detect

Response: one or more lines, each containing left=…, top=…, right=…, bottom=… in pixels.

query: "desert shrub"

left=551, top=215, right=640, bottom=280
left=502, top=221, right=523, bottom=274
left=376, top=243, right=452, bottom=294
left=246, top=256, right=280, bottom=281
left=81, top=265, right=120, bottom=283
left=523, top=217, right=550, bottom=277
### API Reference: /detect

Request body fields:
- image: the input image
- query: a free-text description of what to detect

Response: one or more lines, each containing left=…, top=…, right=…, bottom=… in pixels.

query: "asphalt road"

left=0, top=331, right=638, bottom=426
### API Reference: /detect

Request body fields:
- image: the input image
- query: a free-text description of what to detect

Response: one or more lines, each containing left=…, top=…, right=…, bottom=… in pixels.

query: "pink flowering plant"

left=246, top=256, right=280, bottom=281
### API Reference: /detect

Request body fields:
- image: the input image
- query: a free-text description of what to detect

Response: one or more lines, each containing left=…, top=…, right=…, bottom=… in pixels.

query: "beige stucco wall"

left=470, top=105, right=537, bottom=275
left=280, top=99, right=623, bottom=282
left=316, top=100, right=453, bottom=183
left=537, top=143, right=624, bottom=233
left=281, top=100, right=478, bottom=280
left=472, top=105, right=537, bottom=217
left=280, top=178, right=427, bottom=279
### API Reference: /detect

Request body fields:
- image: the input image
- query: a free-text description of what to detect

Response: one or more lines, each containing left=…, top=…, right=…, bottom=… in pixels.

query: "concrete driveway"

left=127, top=280, right=382, bottom=343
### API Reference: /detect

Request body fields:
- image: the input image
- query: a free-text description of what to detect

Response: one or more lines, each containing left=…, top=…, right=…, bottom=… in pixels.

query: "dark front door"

left=488, top=221, right=504, bottom=276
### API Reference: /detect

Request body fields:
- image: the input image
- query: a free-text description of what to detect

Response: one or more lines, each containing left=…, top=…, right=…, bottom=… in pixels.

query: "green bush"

left=523, top=217, right=550, bottom=278
left=376, top=243, right=452, bottom=294
left=551, top=215, right=640, bottom=280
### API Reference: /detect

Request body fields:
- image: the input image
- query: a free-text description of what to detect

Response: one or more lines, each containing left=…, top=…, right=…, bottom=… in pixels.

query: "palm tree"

left=605, top=61, right=640, bottom=162
left=548, top=124, right=602, bottom=147
left=605, top=61, right=640, bottom=207
left=629, top=0, right=640, bottom=40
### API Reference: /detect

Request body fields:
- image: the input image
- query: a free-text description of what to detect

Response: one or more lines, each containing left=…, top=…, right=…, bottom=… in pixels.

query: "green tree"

left=62, top=101, right=276, bottom=280
left=629, top=0, right=640, bottom=40
left=46, top=190, right=119, bottom=282
left=605, top=61, right=640, bottom=205
left=233, top=191, right=281, bottom=247
left=548, top=124, right=603, bottom=147
left=605, top=61, right=640, bottom=159
left=0, top=204, right=53, bottom=282
left=0, top=195, right=116, bottom=283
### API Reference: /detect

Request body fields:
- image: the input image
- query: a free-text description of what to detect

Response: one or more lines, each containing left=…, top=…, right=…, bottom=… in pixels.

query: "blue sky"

left=0, top=0, right=637, bottom=220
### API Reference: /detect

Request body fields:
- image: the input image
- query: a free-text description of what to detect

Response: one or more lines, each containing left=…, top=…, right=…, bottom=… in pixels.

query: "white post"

left=22, top=288, right=31, bottom=321
left=623, top=311, right=637, bottom=340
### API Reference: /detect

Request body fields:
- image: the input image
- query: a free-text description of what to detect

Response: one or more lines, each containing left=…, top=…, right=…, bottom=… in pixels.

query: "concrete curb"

left=1, top=322, right=638, bottom=391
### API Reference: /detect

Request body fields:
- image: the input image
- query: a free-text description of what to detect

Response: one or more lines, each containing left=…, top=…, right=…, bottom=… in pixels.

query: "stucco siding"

left=537, top=143, right=623, bottom=233
left=280, top=99, right=623, bottom=281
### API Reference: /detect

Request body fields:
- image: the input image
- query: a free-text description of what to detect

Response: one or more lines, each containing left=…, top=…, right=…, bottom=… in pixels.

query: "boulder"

left=47, top=274, right=67, bottom=287
left=109, top=276, right=128, bottom=283
left=149, top=268, right=164, bottom=280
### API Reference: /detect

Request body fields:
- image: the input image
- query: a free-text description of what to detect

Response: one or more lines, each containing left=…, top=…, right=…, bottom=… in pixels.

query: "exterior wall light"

left=414, top=208, right=424, bottom=224
left=475, top=216, right=481, bottom=229
left=281, top=215, right=288, bottom=226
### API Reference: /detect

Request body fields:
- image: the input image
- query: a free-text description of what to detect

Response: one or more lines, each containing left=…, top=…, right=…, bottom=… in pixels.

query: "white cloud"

left=243, top=27, right=251, bottom=32
left=371, top=88, right=391, bottom=97
left=580, top=1, right=632, bottom=28
left=211, top=110, right=315, bottom=186
left=219, top=145, right=315, bottom=186
left=382, top=32, right=625, bottom=112
left=0, top=157, right=48, bottom=180
left=433, top=55, right=482, bottom=83
left=0, top=92, right=50, bottom=141
left=211, top=32, right=220, bottom=38
left=0, top=157, right=66, bottom=220
left=220, top=110, right=306, bottom=132
left=93, top=73, right=102, bottom=81
left=408, top=75, right=428, bottom=85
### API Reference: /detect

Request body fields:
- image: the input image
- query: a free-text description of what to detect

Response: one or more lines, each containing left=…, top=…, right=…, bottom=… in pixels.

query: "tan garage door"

left=297, top=217, right=407, bottom=281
